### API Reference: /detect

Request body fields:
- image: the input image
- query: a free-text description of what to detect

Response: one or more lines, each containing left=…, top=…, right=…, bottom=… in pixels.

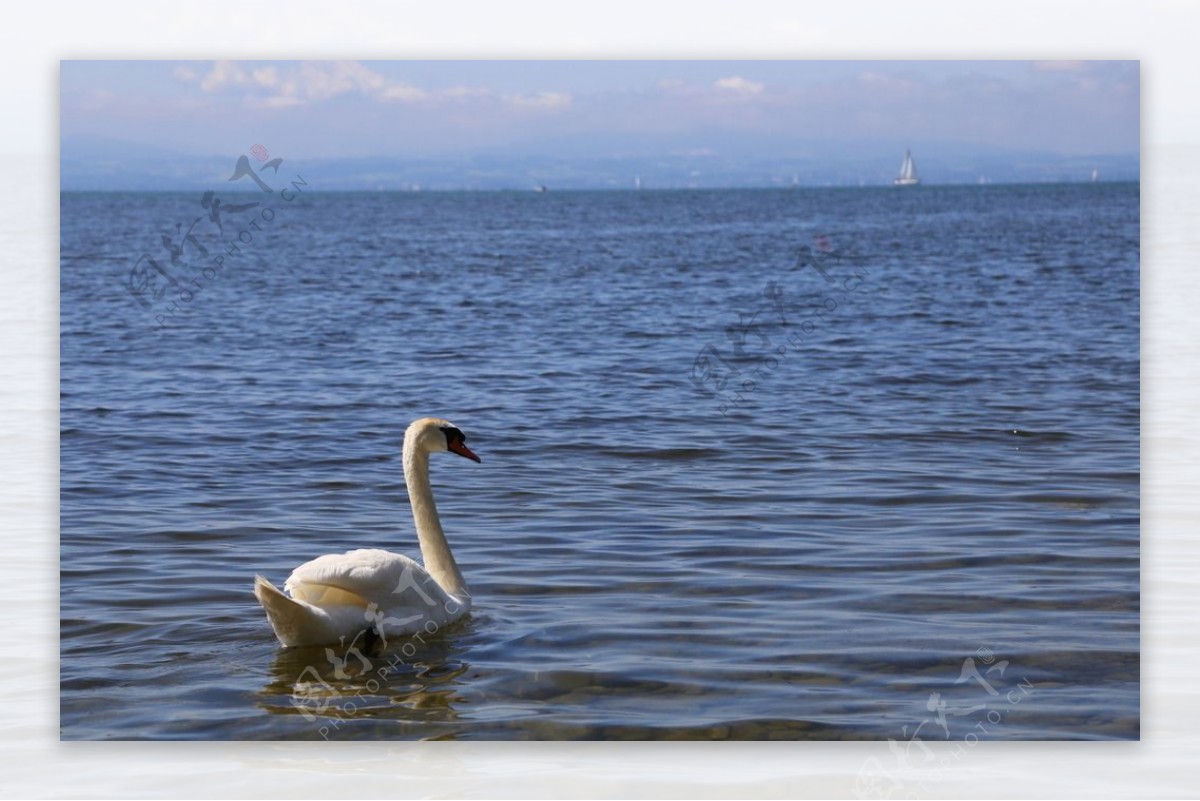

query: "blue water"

left=60, top=184, right=1139, bottom=740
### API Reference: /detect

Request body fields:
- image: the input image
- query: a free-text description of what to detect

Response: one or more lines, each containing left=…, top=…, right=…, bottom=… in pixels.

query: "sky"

left=61, top=60, right=1139, bottom=162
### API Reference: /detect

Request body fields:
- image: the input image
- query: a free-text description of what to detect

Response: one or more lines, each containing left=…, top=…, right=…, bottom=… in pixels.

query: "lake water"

left=60, top=183, right=1139, bottom=740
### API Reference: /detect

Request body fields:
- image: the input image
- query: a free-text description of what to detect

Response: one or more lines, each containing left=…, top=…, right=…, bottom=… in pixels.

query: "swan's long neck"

left=402, top=439, right=467, bottom=597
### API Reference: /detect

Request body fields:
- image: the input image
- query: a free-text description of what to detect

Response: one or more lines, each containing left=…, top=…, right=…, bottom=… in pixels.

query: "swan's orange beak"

left=449, top=441, right=481, bottom=463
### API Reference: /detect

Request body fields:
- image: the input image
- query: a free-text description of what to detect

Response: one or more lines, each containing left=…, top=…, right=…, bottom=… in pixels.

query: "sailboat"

left=894, top=148, right=920, bottom=186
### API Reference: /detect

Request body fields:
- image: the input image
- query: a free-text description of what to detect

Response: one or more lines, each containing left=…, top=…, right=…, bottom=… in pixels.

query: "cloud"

left=258, top=95, right=304, bottom=109
left=1031, top=60, right=1086, bottom=72
left=77, top=89, right=116, bottom=112
left=504, top=91, right=572, bottom=110
left=189, top=60, right=422, bottom=107
left=296, top=61, right=386, bottom=101
left=252, top=67, right=278, bottom=87
left=713, top=76, right=764, bottom=96
left=857, top=71, right=920, bottom=93
left=200, top=61, right=249, bottom=92
left=181, top=61, right=571, bottom=112
left=380, top=83, right=428, bottom=102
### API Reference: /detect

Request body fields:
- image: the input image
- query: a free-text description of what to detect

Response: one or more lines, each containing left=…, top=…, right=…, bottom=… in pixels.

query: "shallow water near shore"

left=60, top=184, right=1139, bottom=740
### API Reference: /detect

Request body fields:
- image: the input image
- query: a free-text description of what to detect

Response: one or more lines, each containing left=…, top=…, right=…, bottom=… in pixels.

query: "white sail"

left=894, top=148, right=920, bottom=186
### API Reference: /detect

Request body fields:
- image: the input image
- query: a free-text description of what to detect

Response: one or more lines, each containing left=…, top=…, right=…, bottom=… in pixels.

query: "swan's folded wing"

left=284, top=548, right=448, bottom=609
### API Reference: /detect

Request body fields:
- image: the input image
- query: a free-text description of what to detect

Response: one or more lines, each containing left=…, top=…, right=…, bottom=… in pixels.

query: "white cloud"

left=200, top=61, right=249, bottom=92
left=379, top=82, right=428, bottom=102
left=1032, top=60, right=1086, bottom=72
left=713, top=76, right=764, bottom=96
left=296, top=61, right=386, bottom=101
left=857, top=71, right=920, bottom=93
left=77, top=89, right=116, bottom=112
left=253, top=94, right=305, bottom=110
left=252, top=67, right=278, bottom=87
left=504, top=91, right=572, bottom=110
left=179, top=61, right=573, bottom=113
left=182, top=60, right=471, bottom=108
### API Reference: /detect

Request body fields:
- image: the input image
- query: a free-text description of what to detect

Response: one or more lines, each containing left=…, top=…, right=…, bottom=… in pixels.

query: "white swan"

left=254, top=417, right=480, bottom=647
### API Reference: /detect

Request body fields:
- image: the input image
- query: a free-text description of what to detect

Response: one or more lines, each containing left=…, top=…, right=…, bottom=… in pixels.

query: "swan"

left=254, top=417, right=481, bottom=647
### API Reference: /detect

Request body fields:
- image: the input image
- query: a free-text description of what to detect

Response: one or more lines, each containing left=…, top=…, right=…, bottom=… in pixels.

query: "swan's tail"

left=254, top=575, right=326, bottom=648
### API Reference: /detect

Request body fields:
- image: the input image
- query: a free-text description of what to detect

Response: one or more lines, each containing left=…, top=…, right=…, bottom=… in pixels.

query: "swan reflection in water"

left=258, top=617, right=476, bottom=736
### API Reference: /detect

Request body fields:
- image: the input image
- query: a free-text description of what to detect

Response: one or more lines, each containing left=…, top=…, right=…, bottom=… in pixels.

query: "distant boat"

left=533, top=185, right=547, bottom=193
left=1091, top=168, right=1100, bottom=183
left=894, top=148, right=920, bottom=186
left=634, top=175, right=642, bottom=190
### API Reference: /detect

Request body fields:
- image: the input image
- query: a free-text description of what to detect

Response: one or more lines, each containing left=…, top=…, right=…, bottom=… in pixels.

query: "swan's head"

left=407, top=417, right=481, bottom=463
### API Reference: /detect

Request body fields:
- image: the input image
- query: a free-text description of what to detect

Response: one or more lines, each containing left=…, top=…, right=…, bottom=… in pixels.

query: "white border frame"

left=4, top=2, right=1195, bottom=797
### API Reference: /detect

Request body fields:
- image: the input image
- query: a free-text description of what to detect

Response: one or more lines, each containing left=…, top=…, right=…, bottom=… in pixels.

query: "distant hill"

left=60, top=135, right=1139, bottom=191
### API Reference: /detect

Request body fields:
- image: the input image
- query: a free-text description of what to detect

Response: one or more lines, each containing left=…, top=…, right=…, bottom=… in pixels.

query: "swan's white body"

left=254, top=417, right=478, bottom=647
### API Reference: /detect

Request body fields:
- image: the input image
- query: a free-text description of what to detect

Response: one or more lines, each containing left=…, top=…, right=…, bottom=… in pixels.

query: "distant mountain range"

left=60, top=135, right=1139, bottom=191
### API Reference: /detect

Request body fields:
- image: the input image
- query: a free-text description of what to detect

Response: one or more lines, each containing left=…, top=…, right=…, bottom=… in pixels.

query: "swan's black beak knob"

left=441, top=425, right=482, bottom=463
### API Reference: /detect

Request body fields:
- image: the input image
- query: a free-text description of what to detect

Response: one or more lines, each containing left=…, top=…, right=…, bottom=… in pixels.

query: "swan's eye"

left=440, top=425, right=481, bottom=462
